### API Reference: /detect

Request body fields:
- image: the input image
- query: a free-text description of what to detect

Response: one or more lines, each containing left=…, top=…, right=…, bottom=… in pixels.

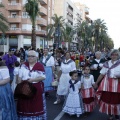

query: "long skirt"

left=17, top=82, right=47, bottom=120
left=63, top=93, right=84, bottom=115
left=96, top=77, right=120, bottom=115
left=57, top=73, right=71, bottom=95
left=11, top=75, right=17, bottom=93
left=0, top=83, right=17, bottom=120
left=43, top=66, right=54, bottom=92
left=81, top=87, right=95, bottom=112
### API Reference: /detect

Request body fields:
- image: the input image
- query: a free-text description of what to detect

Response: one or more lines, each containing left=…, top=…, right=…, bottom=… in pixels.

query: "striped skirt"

left=96, top=76, right=120, bottom=115
left=81, top=87, right=95, bottom=112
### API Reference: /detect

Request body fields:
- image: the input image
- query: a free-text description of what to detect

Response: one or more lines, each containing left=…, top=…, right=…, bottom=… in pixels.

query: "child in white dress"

left=62, top=70, right=84, bottom=117
left=81, top=66, right=95, bottom=114
left=11, top=61, right=20, bottom=93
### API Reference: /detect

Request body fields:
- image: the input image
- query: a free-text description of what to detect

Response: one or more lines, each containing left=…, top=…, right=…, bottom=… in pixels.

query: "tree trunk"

left=31, top=25, right=36, bottom=50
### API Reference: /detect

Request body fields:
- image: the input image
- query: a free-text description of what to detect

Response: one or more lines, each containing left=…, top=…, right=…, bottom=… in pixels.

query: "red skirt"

left=98, top=91, right=120, bottom=115
left=17, top=82, right=45, bottom=116
left=81, top=87, right=96, bottom=112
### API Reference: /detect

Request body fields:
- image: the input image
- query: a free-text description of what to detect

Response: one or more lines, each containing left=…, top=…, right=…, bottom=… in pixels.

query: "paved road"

left=46, top=91, right=111, bottom=120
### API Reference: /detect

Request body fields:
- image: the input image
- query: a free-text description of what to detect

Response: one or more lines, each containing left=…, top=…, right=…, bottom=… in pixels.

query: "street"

left=46, top=91, right=110, bottom=120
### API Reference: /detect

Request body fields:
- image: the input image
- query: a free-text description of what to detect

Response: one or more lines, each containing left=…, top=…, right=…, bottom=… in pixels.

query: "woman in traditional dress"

left=0, top=61, right=17, bottom=119
left=90, top=51, right=105, bottom=82
left=63, top=70, right=84, bottom=117
left=54, top=52, right=76, bottom=104
left=40, top=48, right=55, bottom=97
left=17, top=50, right=46, bottom=120
left=94, top=49, right=120, bottom=120
left=81, top=66, right=95, bottom=114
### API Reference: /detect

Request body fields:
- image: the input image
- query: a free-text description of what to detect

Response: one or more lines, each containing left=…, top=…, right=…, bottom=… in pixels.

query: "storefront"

left=9, top=35, right=18, bottom=50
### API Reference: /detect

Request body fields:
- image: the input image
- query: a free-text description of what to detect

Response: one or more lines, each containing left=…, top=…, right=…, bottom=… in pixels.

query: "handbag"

left=14, top=81, right=37, bottom=99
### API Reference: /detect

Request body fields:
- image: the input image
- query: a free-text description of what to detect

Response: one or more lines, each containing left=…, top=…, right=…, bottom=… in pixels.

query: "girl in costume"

left=62, top=70, right=84, bottom=117
left=81, top=66, right=95, bottom=115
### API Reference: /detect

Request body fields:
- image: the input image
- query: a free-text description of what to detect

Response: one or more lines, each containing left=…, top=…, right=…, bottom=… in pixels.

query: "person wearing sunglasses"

left=17, top=50, right=47, bottom=120
left=94, top=49, right=120, bottom=120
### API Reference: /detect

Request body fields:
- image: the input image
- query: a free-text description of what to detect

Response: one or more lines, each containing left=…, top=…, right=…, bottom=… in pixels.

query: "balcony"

left=7, top=3, right=22, bottom=11
left=67, top=7, right=73, bottom=15
left=21, top=29, right=46, bottom=35
left=8, top=28, right=21, bottom=34
left=85, top=7, right=89, bottom=15
left=39, top=6, right=47, bottom=15
left=36, top=30, right=47, bottom=35
left=67, top=15, right=73, bottom=22
left=39, top=0, right=47, bottom=5
left=22, top=16, right=31, bottom=24
left=8, top=16, right=21, bottom=23
left=37, top=18, right=47, bottom=26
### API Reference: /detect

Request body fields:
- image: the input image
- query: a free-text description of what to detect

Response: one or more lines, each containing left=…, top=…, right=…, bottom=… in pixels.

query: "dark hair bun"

left=69, top=70, right=78, bottom=76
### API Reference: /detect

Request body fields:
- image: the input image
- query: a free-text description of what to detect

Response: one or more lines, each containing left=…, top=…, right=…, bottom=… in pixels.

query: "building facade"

left=54, top=0, right=89, bottom=51
left=0, top=0, right=54, bottom=52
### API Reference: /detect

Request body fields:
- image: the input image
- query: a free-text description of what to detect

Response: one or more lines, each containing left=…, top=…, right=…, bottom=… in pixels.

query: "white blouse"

left=100, top=60, right=120, bottom=78
left=60, top=59, right=76, bottom=73
left=0, top=67, right=10, bottom=81
left=19, top=65, right=46, bottom=83
left=81, top=75, right=95, bottom=89
left=42, top=55, right=55, bottom=67
left=14, top=67, right=20, bottom=75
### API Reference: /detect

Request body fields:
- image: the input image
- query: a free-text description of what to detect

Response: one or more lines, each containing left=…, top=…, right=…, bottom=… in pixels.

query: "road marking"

left=54, top=111, right=65, bottom=120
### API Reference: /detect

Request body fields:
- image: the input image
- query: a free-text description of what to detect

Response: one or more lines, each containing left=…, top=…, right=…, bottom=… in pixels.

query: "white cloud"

left=74, top=0, right=120, bottom=49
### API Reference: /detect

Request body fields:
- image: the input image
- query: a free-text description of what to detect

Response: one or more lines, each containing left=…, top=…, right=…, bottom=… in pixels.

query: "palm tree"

left=47, top=14, right=65, bottom=48
left=75, top=21, right=90, bottom=51
left=63, top=24, right=73, bottom=50
left=92, top=19, right=107, bottom=51
left=24, top=0, right=39, bottom=49
left=0, top=4, right=9, bottom=33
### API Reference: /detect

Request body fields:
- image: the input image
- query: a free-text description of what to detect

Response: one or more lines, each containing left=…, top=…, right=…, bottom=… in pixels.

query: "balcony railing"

left=8, top=16, right=21, bottom=23
left=67, top=7, right=73, bottom=15
left=8, top=3, right=22, bottom=11
left=39, top=6, right=47, bottom=15
left=10, top=28, right=21, bottom=31
left=67, top=15, right=73, bottom=22
left=21, top=29, right=47, bottom=35
left=39, top=0, right=47, bottom=5
left=37, top=17, right=47, bottom=26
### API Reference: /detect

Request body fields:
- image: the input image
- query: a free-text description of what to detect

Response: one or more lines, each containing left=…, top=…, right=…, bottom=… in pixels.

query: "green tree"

left=92, top=19, right=107, bottom=50
left=63, top=24, right=73, bottom=50
left=0, top=4, right=9, bottom=33
left=24, top=0, right=39, bottom=49
left=47, top=14, right=65, bottom=48
left=75, top=21, right=91, bottom=51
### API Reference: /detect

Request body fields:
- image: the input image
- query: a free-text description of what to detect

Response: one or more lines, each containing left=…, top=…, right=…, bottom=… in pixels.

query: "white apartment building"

left=54, top=0, right=88, bottom=50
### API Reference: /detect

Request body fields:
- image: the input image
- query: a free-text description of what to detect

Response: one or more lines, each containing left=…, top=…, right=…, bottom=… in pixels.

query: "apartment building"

left=0, top=0, right=54, bottom=52
left=54, top=0, right=85, bottom=50
left=73, top=1, right=90, bottom=22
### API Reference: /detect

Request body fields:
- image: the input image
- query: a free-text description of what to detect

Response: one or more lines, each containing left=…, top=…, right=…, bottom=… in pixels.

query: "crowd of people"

left=0, top=47, right=120, bottom=120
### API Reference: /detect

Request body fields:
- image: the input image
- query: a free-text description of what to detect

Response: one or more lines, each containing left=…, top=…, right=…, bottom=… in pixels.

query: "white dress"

left=57, top=59, right=76, bottom=95
left=63, top=80, right=84, bottom=115
left=11, top=67, right=20, bottom=93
